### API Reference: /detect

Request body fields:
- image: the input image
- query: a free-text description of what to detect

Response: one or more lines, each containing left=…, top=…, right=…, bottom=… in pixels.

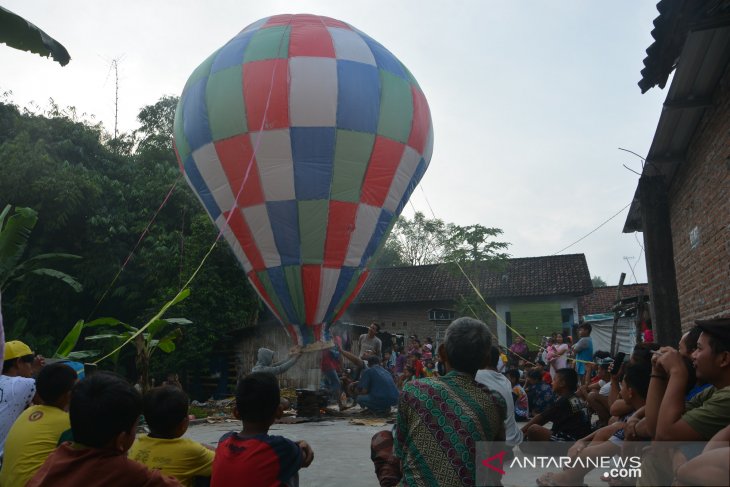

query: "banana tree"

left=85, top=315, right=191, bottom=393
left=0, top=205, right=82, bottom=293
left=0, top=6, right=70, bottom=65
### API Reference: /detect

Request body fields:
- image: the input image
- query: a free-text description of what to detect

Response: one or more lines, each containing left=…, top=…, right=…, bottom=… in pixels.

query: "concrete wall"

left=343, top=300, right=499, bottom=344
left=669, top=64, right=730, bottom=330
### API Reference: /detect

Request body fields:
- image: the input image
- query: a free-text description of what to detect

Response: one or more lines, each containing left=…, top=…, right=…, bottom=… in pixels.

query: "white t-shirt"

left=0, top=375, right=36, bottom=456
left=598, top=379, right=612, bottom=397
left=475, top=369, right=523, bottom=447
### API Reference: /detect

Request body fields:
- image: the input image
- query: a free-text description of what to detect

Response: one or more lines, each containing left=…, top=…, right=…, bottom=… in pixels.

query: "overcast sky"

left=1, top=1, right=670, bottom=285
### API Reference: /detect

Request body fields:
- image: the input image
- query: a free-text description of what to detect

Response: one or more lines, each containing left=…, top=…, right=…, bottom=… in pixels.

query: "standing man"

left=573, top=323, right=594, bottom=385
left=358, top=323, right=382, bottom=359
left=0, top=341, right=44, bottom=457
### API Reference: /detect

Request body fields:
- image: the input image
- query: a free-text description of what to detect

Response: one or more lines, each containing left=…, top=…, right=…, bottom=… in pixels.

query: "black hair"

left=413, top=352, right=422, bottom=359
left=527, top=369, right=543, bottom=382
left=555, top=368, right=578, bottom=392
left=505, top=369, right=520, bottom=382
left=143, top=386, right=189, bottom=437
left=235, top=372, right=279, bottom=424
left=622, top=362, right=651, bottom=399
left=684, top=326, right=702, bottom=354
left=37, top=363, right=77, bottom=405
left=70, top=372, right=142, bottom=448
left=489, top=345, right=501, bottom=369
left=2, top=358, right=18, bottom=374
left=366, top=355, right=381, bottom=366
left=593, top=350, right=611, bottom=360
left=579, top=323, right=592, bottom=334
left=631, top=343, right=660, bottom=365
left=706, top=333, right=730, bottom=355
left=371, top=322, right=381, bottom=332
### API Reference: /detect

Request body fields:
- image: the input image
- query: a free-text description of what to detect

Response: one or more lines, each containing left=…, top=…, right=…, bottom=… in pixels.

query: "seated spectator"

left=211, top=372, right=313, bottom=487
left=0, top=363, right=76, bottom=487
left=392, top=318, right=506, bottom=486
left=647, top=318, right=730, bottom=441
left=674, top=423, right=730, bottom=486
left=129, top=386, right=214, bottom=487
left=580, top=358, right=613, bottom=428
left=536, top=362, right=652, bottom=486
left=524, top=369, right=555, bottom=417
left=679, top=325, right=711, bottom=400
left=634, top=317, right=730, bottom=486
left=0, top=340, right=44, bottom=457
left=476, top=346, right=523, bottom=447
left=355, top=356, right=399, bottom=415
left=505, top=369, right=529, bottom=422
left=27, top=371, right=180, bottom=486
left=520, top=368, right=591, bottom=454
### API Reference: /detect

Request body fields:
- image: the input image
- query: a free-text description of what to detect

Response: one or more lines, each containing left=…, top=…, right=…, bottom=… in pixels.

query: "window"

left=429, top=309, right=456, bottom=321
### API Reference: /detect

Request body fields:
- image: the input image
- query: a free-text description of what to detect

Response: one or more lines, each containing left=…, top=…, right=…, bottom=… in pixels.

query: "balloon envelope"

left=174, top=14, right=433, bottom=344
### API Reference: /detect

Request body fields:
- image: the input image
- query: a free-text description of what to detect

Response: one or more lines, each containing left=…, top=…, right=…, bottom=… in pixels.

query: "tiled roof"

left=578, top=283, right=649, bottom=316
left=638, top=0, right=729, bottom=93
left=354, top=254, right=592, bottom=304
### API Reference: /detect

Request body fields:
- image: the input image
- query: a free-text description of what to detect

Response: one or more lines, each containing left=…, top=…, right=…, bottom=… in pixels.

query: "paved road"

left=186, top=418, right=615, bottom=487
left=186, top=418, right=385, bottom=487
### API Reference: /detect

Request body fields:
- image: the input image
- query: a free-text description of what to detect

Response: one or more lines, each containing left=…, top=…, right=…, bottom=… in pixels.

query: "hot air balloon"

left=174, top=14, right=433, bottom=345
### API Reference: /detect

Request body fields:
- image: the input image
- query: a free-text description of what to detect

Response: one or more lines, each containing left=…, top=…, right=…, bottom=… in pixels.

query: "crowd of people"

left=0, top=313, right=728, bottom=486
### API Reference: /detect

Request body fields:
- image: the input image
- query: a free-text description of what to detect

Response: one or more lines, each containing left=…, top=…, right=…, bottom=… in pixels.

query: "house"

left=579, top=284, right=651, bottom=356
left=343, top=253, right=593, bottom=350
left=623, top=0, right=730, bottom=344
left=578, top=283, right=649, bottom=316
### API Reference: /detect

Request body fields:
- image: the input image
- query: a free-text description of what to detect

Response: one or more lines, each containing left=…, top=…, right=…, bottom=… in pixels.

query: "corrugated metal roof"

left=624, top=11, right=730, bottom=232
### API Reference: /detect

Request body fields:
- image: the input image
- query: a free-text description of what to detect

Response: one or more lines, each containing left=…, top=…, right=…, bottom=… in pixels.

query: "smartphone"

left=612, top=352, right=626, bottom=375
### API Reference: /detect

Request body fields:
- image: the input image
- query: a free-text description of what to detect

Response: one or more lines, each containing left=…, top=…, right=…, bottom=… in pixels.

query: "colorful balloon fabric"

left=174, top=14, right=433, bottom=345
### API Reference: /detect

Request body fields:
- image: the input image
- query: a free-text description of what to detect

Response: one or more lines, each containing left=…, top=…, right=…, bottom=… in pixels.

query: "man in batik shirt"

left=394, top=317, right=506, bottom=486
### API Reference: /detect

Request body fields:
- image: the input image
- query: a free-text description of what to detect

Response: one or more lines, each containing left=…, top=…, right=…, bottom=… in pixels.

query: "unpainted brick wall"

left=668, top=63, right=730, bottom=330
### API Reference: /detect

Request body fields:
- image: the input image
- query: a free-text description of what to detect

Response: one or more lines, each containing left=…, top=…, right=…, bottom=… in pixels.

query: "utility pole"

left=610, top=273, right=626, bottom=357
left=111, top=58, right=120, bottom=141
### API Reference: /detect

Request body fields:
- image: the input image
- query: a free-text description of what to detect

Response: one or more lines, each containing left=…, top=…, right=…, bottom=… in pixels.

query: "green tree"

left=0, top=96, right=260, bottom=384
left=591, top=275, right=607, bottom=287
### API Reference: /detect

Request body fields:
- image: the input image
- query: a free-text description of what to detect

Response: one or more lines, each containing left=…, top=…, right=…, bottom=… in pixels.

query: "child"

left=520, top=368, right=591, bottom=454
left=129, top=386, right=214, bottom=487
left=211, top=372, right=313, bottom=487
left=524, top=369, right=555, bottom=417
left=27, top=371, right=180, bottom=486
left=505, top=369, right=529, bottom=421
left=423, top=360, right=436, bottom=378
left=0, top=363, right=76, bottom=487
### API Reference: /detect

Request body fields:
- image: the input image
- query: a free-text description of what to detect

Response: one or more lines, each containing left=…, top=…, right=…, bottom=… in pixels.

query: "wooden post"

left=610, top=273, right=626, bottom=357
left=638, top=175, right=682, bottom=347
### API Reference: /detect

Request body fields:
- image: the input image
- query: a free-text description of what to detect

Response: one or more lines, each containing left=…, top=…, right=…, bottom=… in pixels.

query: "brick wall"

left=669, top=63, right=730, bottom=330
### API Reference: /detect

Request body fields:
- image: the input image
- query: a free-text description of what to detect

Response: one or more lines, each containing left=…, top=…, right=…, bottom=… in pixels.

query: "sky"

left=0, top=1, right=670, bottom=286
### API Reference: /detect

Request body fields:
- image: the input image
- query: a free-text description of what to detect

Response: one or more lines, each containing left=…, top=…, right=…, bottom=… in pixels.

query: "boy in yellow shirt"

left=129, top=386, right=214, bottom=487
left=0, top=363, right=76, bottom=487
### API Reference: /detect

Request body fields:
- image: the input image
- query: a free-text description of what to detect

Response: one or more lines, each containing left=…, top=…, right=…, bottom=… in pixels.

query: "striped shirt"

left=394, top=371, right=506, bottom=487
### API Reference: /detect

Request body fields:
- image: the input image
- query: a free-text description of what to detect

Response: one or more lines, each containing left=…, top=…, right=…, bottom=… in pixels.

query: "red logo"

left=481, top=451, right=507, bottom=475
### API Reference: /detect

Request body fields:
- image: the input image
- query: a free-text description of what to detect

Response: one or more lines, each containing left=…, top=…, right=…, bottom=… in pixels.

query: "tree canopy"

left=0, top=97, right=259, bottom=388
